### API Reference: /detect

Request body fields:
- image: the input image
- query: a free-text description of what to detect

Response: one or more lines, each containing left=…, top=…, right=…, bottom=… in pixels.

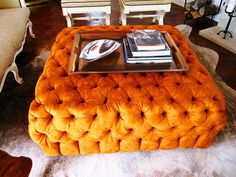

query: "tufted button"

left=41, top=75, right=47, bottom=80
left=140, top=111, right=145, bottom=118
left=72, top=86, right=77, bottom=90
left=140, top=73, right=146, bottom=77
left=66, top=50, right=71, bottom=56
left=114, top=84, right=119, bottom=89
left=49, top=86, right=54, bottom=91
left=204, top=109, right=209, bottom=113
left=155, top=83, right=160, bottom=88
left=82, top=74, right=89, bottom=77
left=106, top=130, right=111, bottom=134
left=80, top=99, right=85, bottom=104
left=70, top=114, right=75, bottom=119
left=161, top=111, right=166, bottom=117
left=158, top=137, right=162, bottom=144
left=103, top=98, right=107, bottom=104
left=136, top=84, right=141, bottom=89
left=128, top=128, right=133, bottom=132
left=83, top=131, right=89, bottom=136
left=170, top=98, right=175, bottom=102
left=149, top=96, right=153, bottom=102
left=55, top=62, right=61, bottom=68
left=176, top=82, right=181, bottom=86
left=117, top=139, right=121, bottom=144
left=212, top=96, right=217, bottom=101
left=127, top=97, right=131, bottom=102
left=149, top=127, right=155, bottom=131
left=117, top=112, right=120, bottom=118
left=100, top=73, right=108, bottom=77
left=62, top=72, right=68, bottom=77
left=62, top=131, right=67, bottom=136
left=197, top=81, right=202, bottom=85
left=191, top=97, right=196, bottom=101
left=93, top=114, right=97, bottom=119
left=183, top=111, right=188, bottom=116
left=58, top=100, right=63, bottom=105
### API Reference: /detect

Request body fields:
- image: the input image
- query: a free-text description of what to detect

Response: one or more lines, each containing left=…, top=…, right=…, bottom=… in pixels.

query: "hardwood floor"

left=0, top=150, right=32, bottom=177
left=19, top=0, right=236, bottom=89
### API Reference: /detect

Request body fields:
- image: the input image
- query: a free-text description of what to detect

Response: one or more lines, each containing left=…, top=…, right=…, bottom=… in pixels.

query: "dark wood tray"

left=68, top=31, right=189, bottom=74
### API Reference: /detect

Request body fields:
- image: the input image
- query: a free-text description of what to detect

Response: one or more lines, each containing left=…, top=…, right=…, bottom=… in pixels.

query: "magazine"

left=132, top=30, right=166, bottom=51
left=127, top=35, right=172, bottom=57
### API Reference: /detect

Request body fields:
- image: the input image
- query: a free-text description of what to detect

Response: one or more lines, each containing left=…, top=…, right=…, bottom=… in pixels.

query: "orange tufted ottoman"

left=28, top=25, right=227, bottom=156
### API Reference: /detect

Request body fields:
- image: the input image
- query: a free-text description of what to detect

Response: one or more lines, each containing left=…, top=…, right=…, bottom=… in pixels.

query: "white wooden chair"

left=119, top=0, right=172, bottom=25
left=61, top=0, right=111, bottom=27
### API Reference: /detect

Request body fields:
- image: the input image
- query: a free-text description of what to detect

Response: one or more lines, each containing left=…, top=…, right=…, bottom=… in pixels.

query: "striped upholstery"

left=122, top=0, right=171, bottom=5
left=61, top=0, right=110, bottom=8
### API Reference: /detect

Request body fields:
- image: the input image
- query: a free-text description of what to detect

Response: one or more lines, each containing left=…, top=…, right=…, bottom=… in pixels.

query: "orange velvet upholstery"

left=28, top=25, right=227, bottom=156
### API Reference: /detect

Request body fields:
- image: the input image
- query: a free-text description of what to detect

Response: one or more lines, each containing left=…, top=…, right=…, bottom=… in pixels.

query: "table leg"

left=156, top=10, right=165, bottom=25
left=121, top=13, right=127, bottom=25
left=65, top=14, right=73, bottom=27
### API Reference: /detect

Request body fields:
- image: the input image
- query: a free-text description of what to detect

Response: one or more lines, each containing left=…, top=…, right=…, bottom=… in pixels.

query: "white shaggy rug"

left=0, top=26, right=236, bottom=177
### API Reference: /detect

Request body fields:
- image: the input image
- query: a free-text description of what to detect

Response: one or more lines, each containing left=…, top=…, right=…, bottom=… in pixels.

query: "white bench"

left=0, top=0, right=35, bottom=93
left=61, top=0, right=111, bottom=27
left=119, top=0, right=171, bottom=25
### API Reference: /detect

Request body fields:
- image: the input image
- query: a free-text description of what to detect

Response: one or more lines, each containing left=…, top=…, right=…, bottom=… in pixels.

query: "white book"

left=132, top=30, right=166, bottom=51
left=126, top=59, right=173, bottom=64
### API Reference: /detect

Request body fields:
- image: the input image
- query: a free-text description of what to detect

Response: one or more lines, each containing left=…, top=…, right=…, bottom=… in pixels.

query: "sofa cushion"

left=0, top=7, right=30, bottom=81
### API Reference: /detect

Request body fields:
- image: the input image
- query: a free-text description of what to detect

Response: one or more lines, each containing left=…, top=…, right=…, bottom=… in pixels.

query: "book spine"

left=123, top=39, right=129, bottom=64
left=126, top=60, right=172, bottom=64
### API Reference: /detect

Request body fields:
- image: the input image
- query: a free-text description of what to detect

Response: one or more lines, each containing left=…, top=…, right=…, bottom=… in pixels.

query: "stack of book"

left=123, top=30, right=173, bottom=64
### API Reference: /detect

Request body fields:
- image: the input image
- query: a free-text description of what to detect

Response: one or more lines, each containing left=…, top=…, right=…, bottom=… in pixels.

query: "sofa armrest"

left=0, top=0, right=26, bottom=8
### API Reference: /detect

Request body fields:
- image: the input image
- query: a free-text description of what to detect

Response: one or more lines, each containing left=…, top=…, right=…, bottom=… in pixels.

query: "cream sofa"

left=0, top=0, right=35, bottom=93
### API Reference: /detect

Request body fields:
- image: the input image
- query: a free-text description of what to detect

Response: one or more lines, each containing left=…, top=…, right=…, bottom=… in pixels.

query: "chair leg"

left=10, top=62, right=23, bottom=85
left=27, top=21, right=35, bottom=38
left=0, top=62, right=23, bottom=93
left=106, top=14, right=110, bottom=25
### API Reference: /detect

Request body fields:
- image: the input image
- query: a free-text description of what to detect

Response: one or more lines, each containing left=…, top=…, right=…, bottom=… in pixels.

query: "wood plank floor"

left=19, top=0, right=236, bottom=89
